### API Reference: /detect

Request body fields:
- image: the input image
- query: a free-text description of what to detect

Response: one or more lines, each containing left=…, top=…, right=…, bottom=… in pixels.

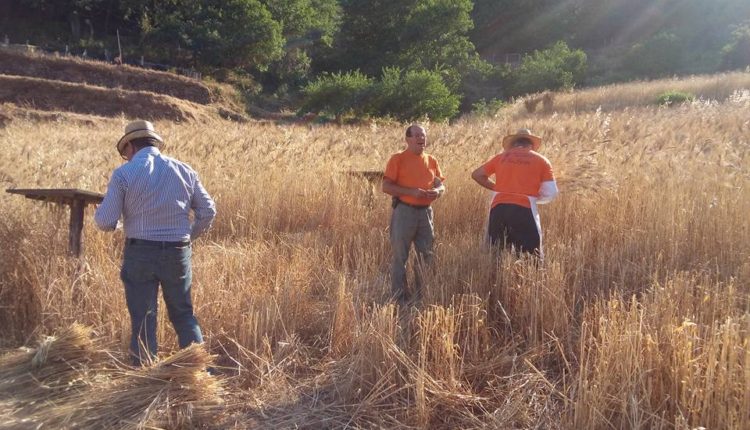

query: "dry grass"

left=0, top=74, right=749, bottom=428
left=513, top=71, right=750, bottom=115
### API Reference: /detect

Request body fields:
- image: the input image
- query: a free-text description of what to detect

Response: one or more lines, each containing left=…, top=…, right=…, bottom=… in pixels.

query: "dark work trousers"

left=488, top=203, right=540, bottom=256
left=390, top=203, right=434, bottom=307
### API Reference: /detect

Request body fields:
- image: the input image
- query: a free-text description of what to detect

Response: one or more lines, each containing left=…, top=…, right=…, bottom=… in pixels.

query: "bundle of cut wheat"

left=0, top=324, right=98, bottom=400
left=19, top=343, right=224, bottom=430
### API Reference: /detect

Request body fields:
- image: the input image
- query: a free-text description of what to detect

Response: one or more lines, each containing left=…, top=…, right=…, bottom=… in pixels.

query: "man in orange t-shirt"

left=471, top=129, right=558, bottom=256
left=382, top=124, right=445, bottom=306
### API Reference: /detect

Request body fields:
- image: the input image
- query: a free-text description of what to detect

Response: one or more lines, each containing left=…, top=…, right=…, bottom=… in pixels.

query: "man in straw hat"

left=470, top=128, right=558, bottom=257
left=382, top=124, right=445, bottom=308
left=95, top=120, right=216, bottom=366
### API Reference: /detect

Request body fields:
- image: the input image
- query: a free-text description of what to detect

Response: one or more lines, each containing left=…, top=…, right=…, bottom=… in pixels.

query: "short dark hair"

left=129, top=137, right=159, bottom=150
left=405, top=124, right=424, bottom=137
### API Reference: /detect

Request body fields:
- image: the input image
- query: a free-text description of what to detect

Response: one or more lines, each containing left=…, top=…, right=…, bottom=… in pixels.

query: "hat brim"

left=116, top=129, right=164, bottom=153
left=502, top=133, right=542, bottom=151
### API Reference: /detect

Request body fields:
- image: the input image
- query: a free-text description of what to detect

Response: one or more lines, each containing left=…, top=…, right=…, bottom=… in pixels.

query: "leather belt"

left=126, top=238, right=190, bottom=248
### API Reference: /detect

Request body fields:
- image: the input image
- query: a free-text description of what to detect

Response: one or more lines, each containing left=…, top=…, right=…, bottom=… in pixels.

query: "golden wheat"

left=0, top=82, right=749, bottom=428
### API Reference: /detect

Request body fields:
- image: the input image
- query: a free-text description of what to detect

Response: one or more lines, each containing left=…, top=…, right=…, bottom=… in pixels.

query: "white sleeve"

left=537, top=180, right=559, bottom=204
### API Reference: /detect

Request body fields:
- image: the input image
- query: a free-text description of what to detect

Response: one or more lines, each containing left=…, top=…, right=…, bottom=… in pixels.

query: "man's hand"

left=412, top=188, right=433, bottom=199
left=412, top=188, right=442, bottom=201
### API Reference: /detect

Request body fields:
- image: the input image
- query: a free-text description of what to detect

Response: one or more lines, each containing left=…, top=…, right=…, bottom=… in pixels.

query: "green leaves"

left=147, top=0, right=284, bottom=70
left=300, top=68, right=459, bottom=122
left=509, top=41, right=587, bottom=96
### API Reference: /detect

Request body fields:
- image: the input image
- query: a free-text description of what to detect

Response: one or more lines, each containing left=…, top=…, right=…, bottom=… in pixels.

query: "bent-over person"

left=471, top=129, right=558, bottom=257
left=95, top=120, right=216, bottom=366
left=382, top=124, right=445, bottom=307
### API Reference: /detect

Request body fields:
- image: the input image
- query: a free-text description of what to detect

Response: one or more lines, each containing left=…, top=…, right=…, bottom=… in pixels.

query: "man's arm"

left=190, top=175, right=217, bottom=240
left=471, top=166, right=495, bottom=191
left=537, top=180, right=559, bottom=204
left=94, top=171, right=125, bottom=231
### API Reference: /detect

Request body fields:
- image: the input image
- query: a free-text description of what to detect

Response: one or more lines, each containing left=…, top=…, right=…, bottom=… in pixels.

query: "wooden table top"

left=6, top=188, right=104, bottom=204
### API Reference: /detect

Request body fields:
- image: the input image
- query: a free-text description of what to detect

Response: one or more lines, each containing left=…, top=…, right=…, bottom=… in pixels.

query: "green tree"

left=146, top=0, right=283, bottom=71
left=622, top=32, right=685, bottom=78
left=299, top=67, right=459, bottom=122
left=261, top=0, right=341, bottom=86
left=327, top=0, right=416, bottom=74
left=328, top=0, right=476, bottom=79
left=385, top=69, right=460, bottom=121
left=509, top=41, right=587, bottom=96
left=299, top=70, right=374, bottom=120
left=721, top=21, right=750, bottom=70
left=370, top=67, right=460, bottom=121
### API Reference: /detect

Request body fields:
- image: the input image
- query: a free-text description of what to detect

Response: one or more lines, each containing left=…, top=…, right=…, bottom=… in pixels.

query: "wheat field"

left=0, top=85, right=749, bottom=428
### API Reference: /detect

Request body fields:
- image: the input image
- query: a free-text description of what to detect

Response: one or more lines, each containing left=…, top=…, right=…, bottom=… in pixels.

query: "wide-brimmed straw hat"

left=502, top=128, right=542, bottom=151
left=116, top=120, right=163, bottom=155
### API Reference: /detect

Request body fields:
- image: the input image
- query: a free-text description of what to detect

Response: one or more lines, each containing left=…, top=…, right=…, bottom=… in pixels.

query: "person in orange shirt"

left=382, top=124, right=445, bottom=307
left=471, top=129, right=558, bottom=257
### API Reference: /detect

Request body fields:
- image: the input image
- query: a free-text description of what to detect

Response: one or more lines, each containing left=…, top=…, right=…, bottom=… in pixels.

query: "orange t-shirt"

left=384, top=150, right=445, bottom=206
left=482, top=148, right=554, bottom=209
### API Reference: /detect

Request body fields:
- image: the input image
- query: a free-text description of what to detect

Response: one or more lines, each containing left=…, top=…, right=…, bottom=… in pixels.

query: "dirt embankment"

left=0, top=48, right=251, bottom=123
left=0, top=75, right=209, bottom=122
left=0, top=49, right=213, bottom=105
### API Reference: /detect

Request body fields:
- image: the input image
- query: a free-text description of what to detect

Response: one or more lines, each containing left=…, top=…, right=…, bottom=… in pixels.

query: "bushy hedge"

left=508, top=41, right=587, bottom=97
left=299, top=71, right=374, bottom=119
left=300, top=68, right=459, bottom=121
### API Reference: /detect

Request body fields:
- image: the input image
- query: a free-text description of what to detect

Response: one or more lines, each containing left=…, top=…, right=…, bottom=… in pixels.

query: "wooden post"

left=347, top=170, right=384, bottom=208
left=68, top=199, right=85, bottom=257
left=116, top=28, right=122, bottom=62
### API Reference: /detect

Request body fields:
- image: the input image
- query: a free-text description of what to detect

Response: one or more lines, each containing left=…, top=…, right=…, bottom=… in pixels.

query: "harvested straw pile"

left=0, top=324, right=99, bottom=402
left=0, top=326, right=223, bottom=429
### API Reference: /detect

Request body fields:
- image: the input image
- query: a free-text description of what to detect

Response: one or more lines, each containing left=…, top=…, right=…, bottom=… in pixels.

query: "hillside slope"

left=0, top=48, right=247, bottom=123
left=0, top=75, right=211, bottom=122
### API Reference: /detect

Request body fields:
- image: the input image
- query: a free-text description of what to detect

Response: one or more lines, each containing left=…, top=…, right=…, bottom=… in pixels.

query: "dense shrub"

left=508, top=41, right=587, bottom=97
left=300, top=68, right=459, bottom=121
left=299, top=71, right=374, bottom=119
left=376, top=69, right=460, bottom=122
left=656, top=90, right=695, bottom=106
left=471, top=98, right=507, bottom=116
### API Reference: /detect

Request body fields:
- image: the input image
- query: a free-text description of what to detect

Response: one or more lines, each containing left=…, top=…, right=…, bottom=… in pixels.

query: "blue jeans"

left=120, top=242, right=203, bottom=366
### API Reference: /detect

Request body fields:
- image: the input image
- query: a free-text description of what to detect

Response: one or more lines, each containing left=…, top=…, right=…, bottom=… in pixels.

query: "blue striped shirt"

left=94, top=147, right=216, bottom=241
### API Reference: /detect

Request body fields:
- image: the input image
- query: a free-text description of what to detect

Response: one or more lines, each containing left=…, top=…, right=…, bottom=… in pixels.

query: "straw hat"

left=116, top=120, right=163, bottom=155
left=502, top=128, right=542, bottom=151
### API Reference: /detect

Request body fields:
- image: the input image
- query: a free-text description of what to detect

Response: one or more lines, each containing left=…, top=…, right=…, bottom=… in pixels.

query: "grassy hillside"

left=0, top=72, right=748, bottom=428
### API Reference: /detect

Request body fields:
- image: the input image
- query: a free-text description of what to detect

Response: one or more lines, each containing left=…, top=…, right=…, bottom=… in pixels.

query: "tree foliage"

left=7, top=0, right=750, bottom=118
left=622, top=32, right=685, bottom=78
left=327, top=0, right=476, bottom=80
left=722, top=21, right=750, bottom=70
left=509, top=41, right=587, bottom=96
left=299, top=70, right=374, bottom=119
left=300, top=68, right=459, bottom=122
left=145, top=0, right=284, bottom=70
left=261, top=0, right=341, bottom=85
